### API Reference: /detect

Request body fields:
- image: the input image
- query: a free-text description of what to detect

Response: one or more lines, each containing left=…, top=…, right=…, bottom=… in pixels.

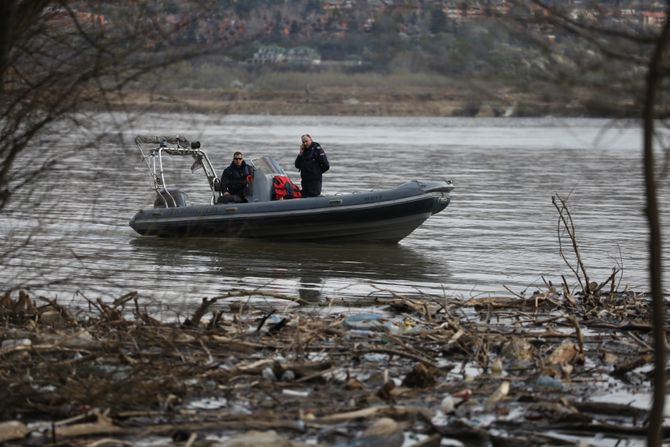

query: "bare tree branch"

left=641, top=2, right=670, bottom=444
left=552, top=194, right=590, bottom=296
left=0, top=0, right=260, bottom=213
left=511, top=1, right=669, bottom=444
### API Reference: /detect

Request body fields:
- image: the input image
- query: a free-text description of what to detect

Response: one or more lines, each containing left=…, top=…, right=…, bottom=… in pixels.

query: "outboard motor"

left=154, top=189, right=189, bottom=208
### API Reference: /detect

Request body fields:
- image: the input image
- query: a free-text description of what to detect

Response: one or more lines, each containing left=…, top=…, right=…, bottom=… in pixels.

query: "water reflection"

left=298, top=274, right=324, bottom=304
left=128, top=237, right=450, bottom=302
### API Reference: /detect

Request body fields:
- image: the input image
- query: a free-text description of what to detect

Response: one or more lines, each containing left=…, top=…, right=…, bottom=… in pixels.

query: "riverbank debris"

left=0, top=286, right=666, bottom=445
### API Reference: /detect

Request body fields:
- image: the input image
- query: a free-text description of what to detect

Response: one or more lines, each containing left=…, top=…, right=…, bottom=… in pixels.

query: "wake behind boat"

left=129, top=136, right=454, bottom=242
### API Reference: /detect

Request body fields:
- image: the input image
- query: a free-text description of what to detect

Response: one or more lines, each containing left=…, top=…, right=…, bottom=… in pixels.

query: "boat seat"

left=154, top=189, right=189, bottom=208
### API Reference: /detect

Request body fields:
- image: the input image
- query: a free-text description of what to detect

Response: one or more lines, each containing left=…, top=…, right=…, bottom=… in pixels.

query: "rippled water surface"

left=2, top=115, right=669, bottom=309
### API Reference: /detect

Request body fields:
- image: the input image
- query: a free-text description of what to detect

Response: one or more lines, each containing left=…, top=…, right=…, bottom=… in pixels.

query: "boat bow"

left=413, top=179, right=454, bottom=214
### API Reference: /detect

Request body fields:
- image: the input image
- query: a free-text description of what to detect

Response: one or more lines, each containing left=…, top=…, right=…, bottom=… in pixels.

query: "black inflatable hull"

left=129, top=181, right=451, bottom=243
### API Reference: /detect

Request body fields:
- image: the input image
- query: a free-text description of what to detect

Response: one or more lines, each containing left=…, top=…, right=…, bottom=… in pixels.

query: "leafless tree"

left=0, top=0, right=261, bottom=213
left=505, top=1, right=667, bottom=444
left=0, top=0, right=270, bottom=294
left=642, top=6, right=669, bottom=445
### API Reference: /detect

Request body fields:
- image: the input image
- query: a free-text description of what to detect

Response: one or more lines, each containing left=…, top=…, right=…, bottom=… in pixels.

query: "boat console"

left=245, top=156, right=295, bottom=202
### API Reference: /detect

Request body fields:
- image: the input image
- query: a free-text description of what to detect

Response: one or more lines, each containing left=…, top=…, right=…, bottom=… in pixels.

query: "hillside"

left=81, top=0, right=656, bottom=117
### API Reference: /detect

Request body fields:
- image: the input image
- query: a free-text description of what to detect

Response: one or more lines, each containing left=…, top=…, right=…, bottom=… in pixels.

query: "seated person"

left=217, top=152, right=254, bottom=203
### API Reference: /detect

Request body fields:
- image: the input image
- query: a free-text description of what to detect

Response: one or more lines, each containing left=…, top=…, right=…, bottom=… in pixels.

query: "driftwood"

left=0, top=287, right=666, bottom=446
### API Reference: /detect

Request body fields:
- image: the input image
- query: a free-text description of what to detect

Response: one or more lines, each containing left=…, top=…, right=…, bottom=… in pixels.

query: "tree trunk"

left=642, top=3, right=670, bottom=446
left=0, top=0, right=16, bottom=91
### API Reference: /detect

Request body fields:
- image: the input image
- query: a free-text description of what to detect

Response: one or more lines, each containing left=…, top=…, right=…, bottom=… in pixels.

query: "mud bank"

left=104, top=86, right=605, bottom=118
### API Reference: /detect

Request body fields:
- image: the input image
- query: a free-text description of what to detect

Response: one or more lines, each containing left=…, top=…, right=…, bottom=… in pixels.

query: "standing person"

left=218, top=151, right=254, bottom=203
left=295, top=134, right=329, bottom=197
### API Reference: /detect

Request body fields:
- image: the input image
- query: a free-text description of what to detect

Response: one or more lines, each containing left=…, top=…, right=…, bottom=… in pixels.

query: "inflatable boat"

left=129, top=136, right=454, bottom=242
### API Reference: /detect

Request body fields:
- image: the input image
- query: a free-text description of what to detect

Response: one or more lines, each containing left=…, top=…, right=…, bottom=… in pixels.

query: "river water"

left=2, top=115, right=669, bottom=313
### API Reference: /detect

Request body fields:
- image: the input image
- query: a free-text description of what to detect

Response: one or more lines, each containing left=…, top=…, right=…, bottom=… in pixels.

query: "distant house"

left=363, top=17, right=375, bottom=32
left=286, top=46, right=322, bottom=65
left=44, top=7, right=106, bottom=30
left=322, top=0, right=353, bottom=10
left=251, top=45, right=321, bottom=65
left=252, top=45, right=286, bottom=64
left=641, top=10, right=666, bottom=27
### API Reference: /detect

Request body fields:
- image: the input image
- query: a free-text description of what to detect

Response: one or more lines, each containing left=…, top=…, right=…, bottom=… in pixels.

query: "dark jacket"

left=221, top=161, right=254, bottom=197
left=295, top=142, right=329, bottom=181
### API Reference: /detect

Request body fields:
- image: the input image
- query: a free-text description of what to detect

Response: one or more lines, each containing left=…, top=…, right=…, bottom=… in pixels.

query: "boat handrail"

left=134, top=135, right=190, bottom=147
left=135, top=135, right=220, bottom=206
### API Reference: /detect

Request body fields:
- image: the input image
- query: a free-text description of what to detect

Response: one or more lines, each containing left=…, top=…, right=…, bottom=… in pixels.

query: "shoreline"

left=107, top=89, right=620, bottom=118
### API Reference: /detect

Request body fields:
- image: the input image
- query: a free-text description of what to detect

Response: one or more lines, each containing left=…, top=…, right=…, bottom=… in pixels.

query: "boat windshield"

left=251, top=156, right=287, bottom=176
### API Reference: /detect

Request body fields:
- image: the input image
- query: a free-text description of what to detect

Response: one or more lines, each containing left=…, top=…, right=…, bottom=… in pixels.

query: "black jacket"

left=221, top=161, right=254, bottom=197
left=295, top=142, right=329, bottom=181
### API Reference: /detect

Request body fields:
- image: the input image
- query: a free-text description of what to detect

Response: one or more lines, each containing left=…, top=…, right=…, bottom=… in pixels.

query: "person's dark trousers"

left=301, top=180, right=322, bottom=197
left=217, top=194, right=244, bottom=204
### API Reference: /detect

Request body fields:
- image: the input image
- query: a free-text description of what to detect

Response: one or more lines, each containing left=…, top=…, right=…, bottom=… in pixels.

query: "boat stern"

left=129, top=210, right=147, bottom=235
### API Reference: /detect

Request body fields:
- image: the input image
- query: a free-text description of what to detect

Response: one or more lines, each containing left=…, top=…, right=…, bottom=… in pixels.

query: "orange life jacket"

left=272, top=175, right=302, bottom=200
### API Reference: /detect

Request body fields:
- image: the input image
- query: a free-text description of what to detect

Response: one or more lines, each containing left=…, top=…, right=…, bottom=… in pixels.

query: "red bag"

left=272, top=175, right=302, bottom=200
